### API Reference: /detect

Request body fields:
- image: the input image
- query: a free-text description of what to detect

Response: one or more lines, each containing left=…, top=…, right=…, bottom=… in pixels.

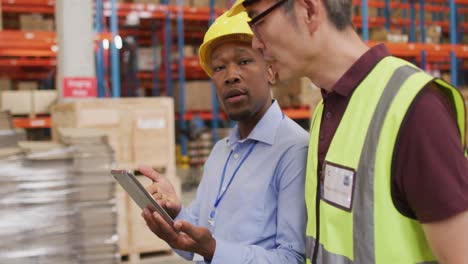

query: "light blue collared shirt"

left=175, top=101, right=309, bottom=263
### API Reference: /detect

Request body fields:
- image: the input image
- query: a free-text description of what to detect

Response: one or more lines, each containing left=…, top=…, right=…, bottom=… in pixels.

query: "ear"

left=267, top=65, right=276, bottom=85
left=297, top=0, right=321, bottom=34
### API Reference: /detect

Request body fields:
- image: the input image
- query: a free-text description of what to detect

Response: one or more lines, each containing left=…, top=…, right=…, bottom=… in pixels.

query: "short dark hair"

left=278, top=0, right=353, bottom=31
left=322, top=0, right=353, bottom=30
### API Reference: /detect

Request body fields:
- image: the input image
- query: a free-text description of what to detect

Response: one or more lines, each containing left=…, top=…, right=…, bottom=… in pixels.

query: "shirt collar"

left=227, top=100, right=283, bottom=147
left=322, top=43, right=391, bottom=98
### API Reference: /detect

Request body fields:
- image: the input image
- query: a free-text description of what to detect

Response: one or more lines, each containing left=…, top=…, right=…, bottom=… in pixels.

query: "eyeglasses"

left=247, top=0, right=288, bottom=41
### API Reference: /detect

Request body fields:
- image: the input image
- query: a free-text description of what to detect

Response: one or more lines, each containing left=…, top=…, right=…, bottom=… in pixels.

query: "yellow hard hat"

left=227, top=0, right=250, bottom=17
left=199, top=11, right=252, bottom=77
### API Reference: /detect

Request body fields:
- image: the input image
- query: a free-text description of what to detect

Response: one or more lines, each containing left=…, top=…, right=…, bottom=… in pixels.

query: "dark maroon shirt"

left=318, top=44, right=468, bottom=223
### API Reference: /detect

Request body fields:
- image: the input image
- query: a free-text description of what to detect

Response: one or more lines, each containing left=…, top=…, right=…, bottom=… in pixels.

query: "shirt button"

left=233, top=153, right=239, bottom=159
left=325, top=112, right=333, bottom=119
left=319, top=135, right=325, bottom=141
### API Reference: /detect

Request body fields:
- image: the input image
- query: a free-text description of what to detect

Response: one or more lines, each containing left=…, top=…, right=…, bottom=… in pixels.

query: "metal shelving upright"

left=450, top=0, right=459, bottom=87
left=110, top=0, right=120, bottom=97
left=209, top=0, right=219, bottom=144
left=176, top=0, right=188, bottom=156
left=95, top=0, right=106, bottom=97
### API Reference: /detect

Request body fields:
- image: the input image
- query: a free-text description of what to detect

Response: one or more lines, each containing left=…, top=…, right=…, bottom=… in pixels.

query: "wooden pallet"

left=121, top=249, right=174, bottom=264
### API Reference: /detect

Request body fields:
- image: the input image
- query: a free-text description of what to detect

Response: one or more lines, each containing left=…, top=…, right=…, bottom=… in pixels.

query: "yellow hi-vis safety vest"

left=305, top=56, right=467, bottom=264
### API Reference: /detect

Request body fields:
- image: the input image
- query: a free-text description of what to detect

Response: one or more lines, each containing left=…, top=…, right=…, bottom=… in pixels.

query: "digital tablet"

left=110, top=169, right=174, bottom=226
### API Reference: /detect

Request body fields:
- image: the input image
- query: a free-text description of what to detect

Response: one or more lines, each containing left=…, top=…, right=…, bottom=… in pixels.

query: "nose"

left=251, top=34, right=264, bottom=51
left=224, top=64, right=241, bottom=85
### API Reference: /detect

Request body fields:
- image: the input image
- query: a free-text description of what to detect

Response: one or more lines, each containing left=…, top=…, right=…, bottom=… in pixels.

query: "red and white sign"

left=63, top=77, right=97, bottom=98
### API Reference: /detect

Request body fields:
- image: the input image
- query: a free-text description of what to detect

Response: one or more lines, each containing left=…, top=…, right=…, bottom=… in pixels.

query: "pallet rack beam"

left=12, top=116, right=52, bottom=129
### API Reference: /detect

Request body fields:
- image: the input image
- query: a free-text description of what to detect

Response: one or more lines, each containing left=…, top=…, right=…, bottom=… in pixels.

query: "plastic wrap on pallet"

left=0, top=129, right=26, bottom=149
left=0, top=136, right=120, bottom=264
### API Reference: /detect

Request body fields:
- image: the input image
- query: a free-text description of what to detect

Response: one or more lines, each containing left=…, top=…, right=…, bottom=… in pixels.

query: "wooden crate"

left=51, top=98, right=176, bottom=176
left=116, top=174, right=181, bottom=264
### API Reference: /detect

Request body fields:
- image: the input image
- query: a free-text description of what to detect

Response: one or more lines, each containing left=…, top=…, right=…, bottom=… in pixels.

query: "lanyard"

left=212, top=141, right=258, bottom=211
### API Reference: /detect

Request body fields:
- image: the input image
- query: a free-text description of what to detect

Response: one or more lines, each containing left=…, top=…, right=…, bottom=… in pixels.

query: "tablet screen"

left=111, top=169, right=174, bottom=226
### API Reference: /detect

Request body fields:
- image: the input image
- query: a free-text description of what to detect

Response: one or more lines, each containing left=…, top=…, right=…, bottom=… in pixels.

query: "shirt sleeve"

left=210, top=144, right=308, bottom=264
left=393, top=85, right=468, bottom=223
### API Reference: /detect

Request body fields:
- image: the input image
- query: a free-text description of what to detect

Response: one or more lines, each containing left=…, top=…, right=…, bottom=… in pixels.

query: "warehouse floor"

left=140, top=254, right=191, bottom=264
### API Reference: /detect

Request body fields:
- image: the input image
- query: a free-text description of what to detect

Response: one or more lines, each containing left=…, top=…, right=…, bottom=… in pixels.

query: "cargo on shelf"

left=174, top=80, right=213, bottom=111
left=51, top=97, right=176, bottom=176
left=0, top=90, right=58, bottom=116
left=0, top=79, right=12, bottom=91
left=272, top=77, right=321, bottom=110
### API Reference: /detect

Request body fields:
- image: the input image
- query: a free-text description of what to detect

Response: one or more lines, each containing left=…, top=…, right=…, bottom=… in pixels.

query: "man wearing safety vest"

left=228, top=0, right=468, bottom=263
left=140, top=10, right=309, bottom=264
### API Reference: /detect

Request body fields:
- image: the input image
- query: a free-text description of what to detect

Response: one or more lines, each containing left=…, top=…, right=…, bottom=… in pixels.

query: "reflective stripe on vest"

left=305, top=56, right=466, bottom=264
left=353, top=65, right=420, bottom=263
left=305, top=236, right=438, bottom=264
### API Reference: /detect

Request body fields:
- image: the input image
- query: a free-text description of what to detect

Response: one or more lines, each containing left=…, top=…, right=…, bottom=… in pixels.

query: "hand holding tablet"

left=110, top=169, right=175, bottom=226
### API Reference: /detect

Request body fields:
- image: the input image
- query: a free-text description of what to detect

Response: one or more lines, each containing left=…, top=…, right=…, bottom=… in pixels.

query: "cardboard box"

left=137, top=47, right=161, bottom=71
left=0, top=90, right=57, bottom=115
left=42, top=18, right=55, bottom=31
left=417, top=25, right=441, bottom=44
left=441, top=73, right=451, bottom=84
left=20, top=14, right=42, bottom=31
left=174, top=81, right=213, bottom=111
left=20, top=14, right=54, bottom=31
left=17, top=81, right=38, bottom=91
left=51, top=98, right=176, bottom=174
left=0, top=111, right=13, bottom=129
left=370, top=27, right=408, bottom=43
left=272, top=78, right=307, bottom=108
left=0, top=79, right=12, bottom=91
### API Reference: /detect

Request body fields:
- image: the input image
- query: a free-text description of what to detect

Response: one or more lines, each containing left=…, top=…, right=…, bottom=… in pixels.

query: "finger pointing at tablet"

left=138, top=164, right=182, bottom=218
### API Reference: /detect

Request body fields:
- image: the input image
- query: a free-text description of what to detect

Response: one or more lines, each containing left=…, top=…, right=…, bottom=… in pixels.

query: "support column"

left=0, top=2, right=3, bottom=30
left=55, top=0, right=96, bottom=101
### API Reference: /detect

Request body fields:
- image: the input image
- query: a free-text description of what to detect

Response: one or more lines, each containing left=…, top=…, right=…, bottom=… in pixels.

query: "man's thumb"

left=176, top=221, right=198, bottom=239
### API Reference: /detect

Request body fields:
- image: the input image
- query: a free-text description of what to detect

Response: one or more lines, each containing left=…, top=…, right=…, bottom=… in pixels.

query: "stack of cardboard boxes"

left=272, top=77, right=322, bottom=116
left=0, top=81, right=57, bottom=116
left=60, top=129, right=119, bottom=263
left=19, top=14, right=54, bottom=31
left=183, top=131, right=213, bottom=186
left=0, top=130, right=119, bottom=264
left=174, top=80, right=213, bottom=111
left=51, top=97, right=181, bottom=258
left=0, top=111, right=26, bottom=149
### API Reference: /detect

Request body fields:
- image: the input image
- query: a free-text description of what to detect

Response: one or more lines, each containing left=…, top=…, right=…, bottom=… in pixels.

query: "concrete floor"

left=122, top=253, right=190, bottom=264
left=139, top=254, right=190, bottom=264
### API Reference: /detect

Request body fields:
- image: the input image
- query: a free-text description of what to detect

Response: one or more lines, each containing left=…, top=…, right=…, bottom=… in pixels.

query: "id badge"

left=193, top=254, right=204, bottom=261
left=322, top=161, right=356, bottom=211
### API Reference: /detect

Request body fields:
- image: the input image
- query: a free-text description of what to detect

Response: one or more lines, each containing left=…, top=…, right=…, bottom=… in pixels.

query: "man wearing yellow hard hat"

left=140, top=10, right=308, bottom=264
left=228, top=0, right=468, bottom=264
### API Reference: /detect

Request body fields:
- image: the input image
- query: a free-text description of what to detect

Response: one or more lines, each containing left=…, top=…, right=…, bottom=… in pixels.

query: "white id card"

left=322, top=161, right=356, bottom=211
left=193, top=253, right=204, bottom=261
